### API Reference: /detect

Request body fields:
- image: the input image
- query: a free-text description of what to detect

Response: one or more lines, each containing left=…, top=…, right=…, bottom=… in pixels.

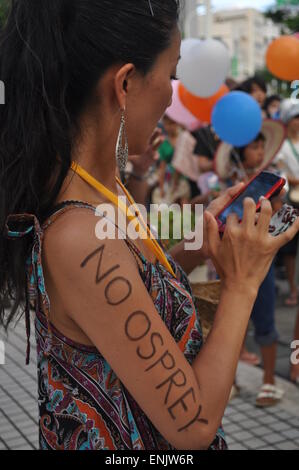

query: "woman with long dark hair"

left=0, top=0, right=298, bottom=450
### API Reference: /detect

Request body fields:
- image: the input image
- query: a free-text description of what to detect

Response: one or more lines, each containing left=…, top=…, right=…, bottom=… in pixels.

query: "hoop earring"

left=116, top=108, right=129, bottom=173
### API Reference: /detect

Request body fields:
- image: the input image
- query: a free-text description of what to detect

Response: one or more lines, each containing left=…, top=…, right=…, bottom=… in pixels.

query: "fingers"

left=226, top=182, right=245, bottom=199
left=226, top=212, right=239, bottom=227
left=150, top=128, right=164, bottom=150
left=217, top=182, right=245, bottom=213
left=152, top=137, right=164, bottom=152
left=204, top=211, right=220, bottom=254
left=256, top=199, right=273, bottom=234
left=223, top=212, right=239, bottom=240
left=272, top=217, right=299, bottom=251
left=149, top=128, right=161, bottom=144
left=241, top=198, right=257, bottom=231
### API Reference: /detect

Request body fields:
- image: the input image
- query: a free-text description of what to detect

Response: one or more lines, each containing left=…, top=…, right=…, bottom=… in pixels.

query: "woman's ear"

left=114, top=63, right=135, bottom=110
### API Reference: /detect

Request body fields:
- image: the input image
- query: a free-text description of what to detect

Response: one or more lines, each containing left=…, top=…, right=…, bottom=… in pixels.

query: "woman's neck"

left=56, top=115, right=120, bottom=205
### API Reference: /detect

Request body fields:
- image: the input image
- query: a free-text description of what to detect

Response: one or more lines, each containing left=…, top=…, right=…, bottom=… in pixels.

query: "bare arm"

left=44, top=210, right=214, bottom=450
left=44, top=202, right=299, bottom=449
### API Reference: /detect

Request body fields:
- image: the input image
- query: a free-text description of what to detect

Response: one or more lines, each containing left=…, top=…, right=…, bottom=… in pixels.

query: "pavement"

left=0, top=275, right=298, bottom=451
left=0, top=317, right=39, bottom=450
left=224, top=362, right=299, bottom=450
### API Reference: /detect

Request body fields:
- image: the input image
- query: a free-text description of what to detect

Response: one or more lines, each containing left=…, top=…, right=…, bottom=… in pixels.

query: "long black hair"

left=0, top=0, right=181, bottom=334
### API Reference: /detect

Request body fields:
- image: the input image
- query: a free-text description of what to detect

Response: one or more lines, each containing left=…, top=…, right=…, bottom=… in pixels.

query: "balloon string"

left=196, top=126, right=249, bottom=182
left=231, top=148, right=249, bottom=182
left=197, top=128, right=218, bottom=157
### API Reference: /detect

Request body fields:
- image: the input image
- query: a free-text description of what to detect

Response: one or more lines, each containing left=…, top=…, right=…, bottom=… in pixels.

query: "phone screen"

left=218, top=172, right=283, bottom=226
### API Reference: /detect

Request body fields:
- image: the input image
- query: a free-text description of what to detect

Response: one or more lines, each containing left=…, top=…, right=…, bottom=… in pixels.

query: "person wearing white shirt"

left=275, top=102, right=299, bottom=309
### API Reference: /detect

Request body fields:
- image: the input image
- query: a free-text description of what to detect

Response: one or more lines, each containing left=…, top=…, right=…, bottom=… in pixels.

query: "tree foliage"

left=0, top=0, right=9, bottom=30
left=265, top=1, right=299, bottom=33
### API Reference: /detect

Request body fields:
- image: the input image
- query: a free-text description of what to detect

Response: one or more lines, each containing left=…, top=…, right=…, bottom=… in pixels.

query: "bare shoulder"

left=43, top=205, right=99, bottom=251
left=42, top=205, right=140, bottom=288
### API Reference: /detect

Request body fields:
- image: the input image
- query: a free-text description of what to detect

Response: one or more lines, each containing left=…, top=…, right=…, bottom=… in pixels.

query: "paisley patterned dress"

left=5, top=200, right=227, bottom=450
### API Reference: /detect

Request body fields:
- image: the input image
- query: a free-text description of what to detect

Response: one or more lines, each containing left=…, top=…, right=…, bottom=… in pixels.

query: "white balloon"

left=177, top=38, right=201, bottom=82
left=180, top=38, right=201, bottom=57
left=179, top=39, right=230, bottom=98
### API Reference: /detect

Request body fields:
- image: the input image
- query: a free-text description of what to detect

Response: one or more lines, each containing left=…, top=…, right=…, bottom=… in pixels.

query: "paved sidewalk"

left=0, top=316, right=38, bottom=450
left=245, top=277, right=298, bottom=382
left=224, top=362, right=299, bottom=450
left=1, top=313, right=299, bottom=450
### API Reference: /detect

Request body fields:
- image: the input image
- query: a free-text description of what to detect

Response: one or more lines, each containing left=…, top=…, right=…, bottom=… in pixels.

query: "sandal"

left=284, top=292, right=298, bottom=307
left=256, top=384, right=284, bottom=408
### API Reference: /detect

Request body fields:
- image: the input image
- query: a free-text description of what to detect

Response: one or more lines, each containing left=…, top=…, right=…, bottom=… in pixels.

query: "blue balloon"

left=212, top=91, right=263, bottom=147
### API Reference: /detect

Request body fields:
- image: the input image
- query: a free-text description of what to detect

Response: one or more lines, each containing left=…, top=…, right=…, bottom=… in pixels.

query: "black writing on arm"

left=81, top=245, right=120, bottom=284
left=81, top=245, right=209, bottom=434
left=125, top=311, right=209, bottom=433
left=81, top=244, right=132, bottom=305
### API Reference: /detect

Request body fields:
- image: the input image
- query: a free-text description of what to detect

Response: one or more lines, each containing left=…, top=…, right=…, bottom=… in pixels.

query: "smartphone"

left=216, top=171, right=286, bottom=232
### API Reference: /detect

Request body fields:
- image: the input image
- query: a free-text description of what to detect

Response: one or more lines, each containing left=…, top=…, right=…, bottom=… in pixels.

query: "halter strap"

left=70, top=162, right=176, bottom=277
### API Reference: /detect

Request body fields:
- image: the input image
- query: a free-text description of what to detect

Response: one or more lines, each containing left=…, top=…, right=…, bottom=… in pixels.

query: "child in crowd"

left=275, top=102, right=299, bottom=306
left=215, top=120, right=286, bottom=406
left=152, top=114, right=190, bottom=205
left=263, top=95, right=281, bottom=120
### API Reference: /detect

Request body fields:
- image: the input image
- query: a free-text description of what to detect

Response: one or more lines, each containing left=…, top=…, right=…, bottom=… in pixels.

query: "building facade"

left=193, top=8, right=281, bottom=80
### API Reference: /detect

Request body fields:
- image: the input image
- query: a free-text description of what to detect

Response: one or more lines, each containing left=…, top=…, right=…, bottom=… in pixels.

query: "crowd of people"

left=126, top=75, right=299, bottom=407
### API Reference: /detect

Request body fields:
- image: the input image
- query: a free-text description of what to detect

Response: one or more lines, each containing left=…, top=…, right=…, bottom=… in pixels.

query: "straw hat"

left=214, top=119, right=286, bottom=180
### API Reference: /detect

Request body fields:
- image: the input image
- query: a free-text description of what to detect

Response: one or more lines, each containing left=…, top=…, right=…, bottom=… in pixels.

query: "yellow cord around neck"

left=70, top=161, right=176, bottom=277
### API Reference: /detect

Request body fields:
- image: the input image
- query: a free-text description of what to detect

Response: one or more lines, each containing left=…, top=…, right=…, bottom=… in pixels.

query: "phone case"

left=269, top=204, right=299, bottom=237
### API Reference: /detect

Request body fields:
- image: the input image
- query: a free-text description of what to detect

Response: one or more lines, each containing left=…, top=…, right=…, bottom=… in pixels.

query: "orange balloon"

left=179, top=83, right=229, bottom=123
left=266, top=36, right=299, bottom=81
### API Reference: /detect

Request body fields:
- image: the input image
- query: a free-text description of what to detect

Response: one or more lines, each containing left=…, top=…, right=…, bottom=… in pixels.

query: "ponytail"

left=0, top=0, right=180, bottom=335
left=0, top=0, right=75, bottom=330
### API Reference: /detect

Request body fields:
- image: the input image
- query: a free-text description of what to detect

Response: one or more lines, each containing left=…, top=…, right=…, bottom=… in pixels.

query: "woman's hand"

left=205, top=183, right=244, bottom=217
left=205, top=197, right=299, bottom=296
left=199, top=183, right=245, bottom=260
left=128, top=128, right=164, bottom=177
